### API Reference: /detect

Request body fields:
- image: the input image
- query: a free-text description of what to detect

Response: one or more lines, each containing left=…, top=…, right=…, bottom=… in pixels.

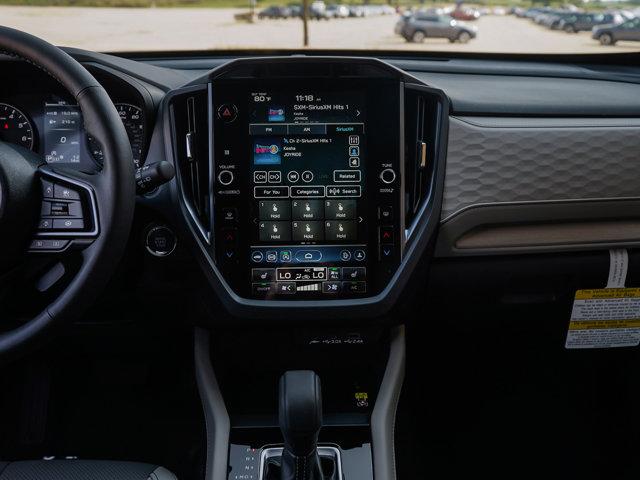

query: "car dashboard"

left=4, top=46, right=640, bottom=480
left=3, top=50, right=640, bottom=323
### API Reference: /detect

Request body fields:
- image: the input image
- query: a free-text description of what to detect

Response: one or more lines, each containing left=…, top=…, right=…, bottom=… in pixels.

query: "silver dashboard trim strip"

left=371, top=325, right=405, bottom=480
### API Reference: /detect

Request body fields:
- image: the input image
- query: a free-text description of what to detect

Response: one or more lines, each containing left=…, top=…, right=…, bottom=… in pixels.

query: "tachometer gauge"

left=89, top=103, right=146, bottom=167
left=0, top=103, right=34, bottom=150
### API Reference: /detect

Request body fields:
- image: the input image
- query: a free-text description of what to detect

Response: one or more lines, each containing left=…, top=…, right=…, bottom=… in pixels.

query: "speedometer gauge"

left=89, top=103, right=145, bottom=167
left=0, top=103, right=34, bottom=151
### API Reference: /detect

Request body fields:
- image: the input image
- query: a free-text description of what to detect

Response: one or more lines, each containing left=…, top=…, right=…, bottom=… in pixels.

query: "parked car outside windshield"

left=1, top=0, right=640, bottom=53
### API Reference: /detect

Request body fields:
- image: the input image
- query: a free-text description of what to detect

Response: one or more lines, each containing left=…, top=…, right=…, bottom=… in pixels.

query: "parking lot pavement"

left=0, top=6, right=636, bottom=53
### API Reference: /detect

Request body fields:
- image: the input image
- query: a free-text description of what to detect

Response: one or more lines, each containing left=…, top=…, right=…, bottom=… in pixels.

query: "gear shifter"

left=278, top=370, right=327, bottom=480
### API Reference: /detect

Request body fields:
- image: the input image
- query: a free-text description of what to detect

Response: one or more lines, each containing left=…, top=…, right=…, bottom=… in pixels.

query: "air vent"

left=404, top=86, right=441, bottom=233
left=171, top=88, right=212, bottom=241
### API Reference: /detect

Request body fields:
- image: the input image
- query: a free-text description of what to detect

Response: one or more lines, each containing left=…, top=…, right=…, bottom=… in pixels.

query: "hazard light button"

left=217, top=103, right=238, bottom=123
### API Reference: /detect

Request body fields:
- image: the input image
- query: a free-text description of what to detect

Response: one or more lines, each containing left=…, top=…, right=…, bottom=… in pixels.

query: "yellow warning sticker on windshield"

left=566, top=288, right=640, bottom=349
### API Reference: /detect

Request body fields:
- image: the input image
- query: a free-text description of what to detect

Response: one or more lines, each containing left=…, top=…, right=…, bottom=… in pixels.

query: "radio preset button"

left=292, top=199, right=323, bottom=220
left=259, top=200, right=291, bottom=220
left=292, top=221, right=324, bottom=241
left=325, top=221, right=356, bottom=241
left=324, top=199, right=356, bottom=220
left=259, top=221, right=291, bottom=242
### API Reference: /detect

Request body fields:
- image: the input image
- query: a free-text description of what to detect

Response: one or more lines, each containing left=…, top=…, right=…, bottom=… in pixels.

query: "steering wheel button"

left=38, top=219, right=53, bottom=230
left=67, top=201, right=83, bottom=218
left=54, top=184, right=80, bottom=200
left=40, top=202, right=51, bottom=216
left=29, top=239, right=69, bottom=251
left=42, top=180, right=54, bottom=198
left=53, top=218, right=84, bottom=230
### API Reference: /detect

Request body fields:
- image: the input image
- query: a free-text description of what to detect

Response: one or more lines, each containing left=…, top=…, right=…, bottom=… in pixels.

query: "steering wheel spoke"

left=29, top=165, right=100, bottom=254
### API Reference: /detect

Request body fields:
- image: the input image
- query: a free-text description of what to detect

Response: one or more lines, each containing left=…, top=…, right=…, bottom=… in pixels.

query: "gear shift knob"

left=279, top=370, right=322, bottom=457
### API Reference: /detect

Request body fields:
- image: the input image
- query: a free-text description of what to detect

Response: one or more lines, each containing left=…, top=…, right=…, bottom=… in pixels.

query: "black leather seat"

left=0, top=460, right=176, bottom=480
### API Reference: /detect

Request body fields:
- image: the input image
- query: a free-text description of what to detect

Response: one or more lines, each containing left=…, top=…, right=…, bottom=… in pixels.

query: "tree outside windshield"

left=2, top=0, right=640, bottom=53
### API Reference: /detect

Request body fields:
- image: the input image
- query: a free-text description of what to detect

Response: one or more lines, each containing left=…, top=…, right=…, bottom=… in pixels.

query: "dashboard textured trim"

left=442, top=116, right=640, bottom=222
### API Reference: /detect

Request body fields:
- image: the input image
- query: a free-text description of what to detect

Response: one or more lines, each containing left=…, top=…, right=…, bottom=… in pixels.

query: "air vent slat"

left=404, top=87, right=438, bottom=233
left=171, top=89, right=211, bottom=241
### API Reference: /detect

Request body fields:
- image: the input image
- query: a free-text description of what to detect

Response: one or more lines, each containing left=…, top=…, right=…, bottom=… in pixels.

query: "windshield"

left=2, top=1, right=640, bottom=53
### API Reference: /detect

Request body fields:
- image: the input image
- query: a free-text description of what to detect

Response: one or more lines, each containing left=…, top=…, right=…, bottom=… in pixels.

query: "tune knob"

left=380, top=168, right=396, bottom=184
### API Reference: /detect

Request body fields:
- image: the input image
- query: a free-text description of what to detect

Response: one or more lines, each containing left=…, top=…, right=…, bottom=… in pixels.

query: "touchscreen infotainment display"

left=246, top=91, right=368, bottom=295
left=212, top=78, right=401, bottom=300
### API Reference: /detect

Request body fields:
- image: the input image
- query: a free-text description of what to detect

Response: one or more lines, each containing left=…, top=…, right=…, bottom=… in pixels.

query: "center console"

left=211, top=79, right=402, bottom=299
left=170, top=57, right=449, bottom=480
left=169, top=57, right=448, bottom=319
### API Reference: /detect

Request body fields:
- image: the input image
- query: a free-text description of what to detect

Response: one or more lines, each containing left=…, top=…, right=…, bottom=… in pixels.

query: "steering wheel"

left=0, top=27, right=135, bottom=358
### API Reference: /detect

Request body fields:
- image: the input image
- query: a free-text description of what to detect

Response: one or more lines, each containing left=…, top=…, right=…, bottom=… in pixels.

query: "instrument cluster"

left=0, top=61, right=152, bottom=171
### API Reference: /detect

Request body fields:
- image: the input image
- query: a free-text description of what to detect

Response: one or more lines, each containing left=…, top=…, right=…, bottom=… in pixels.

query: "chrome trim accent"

left=441, top=196, right=640, bottom=224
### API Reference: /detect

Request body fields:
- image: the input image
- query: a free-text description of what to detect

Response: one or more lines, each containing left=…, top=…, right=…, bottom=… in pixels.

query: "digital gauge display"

left=43, top=101, right=82, bottom=164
